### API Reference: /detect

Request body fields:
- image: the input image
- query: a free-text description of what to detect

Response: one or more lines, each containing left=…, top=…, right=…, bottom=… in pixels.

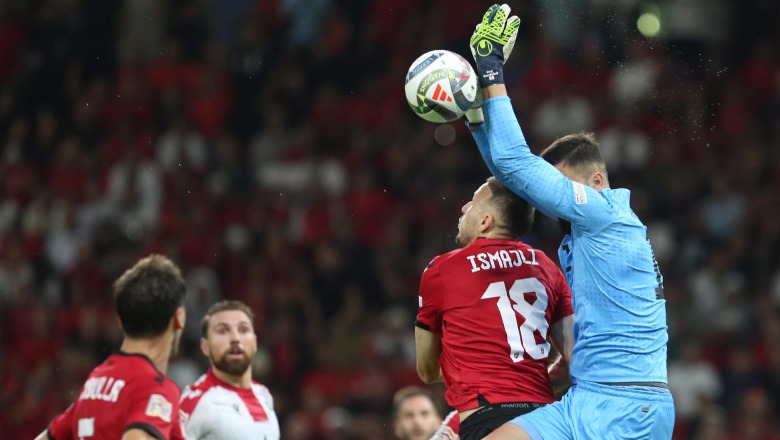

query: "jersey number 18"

left=481, top=277, right=550, bottom=362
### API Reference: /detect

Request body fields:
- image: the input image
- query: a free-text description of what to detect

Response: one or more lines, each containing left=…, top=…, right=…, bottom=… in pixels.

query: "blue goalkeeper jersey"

left=469, top=96, right=669, bottom=384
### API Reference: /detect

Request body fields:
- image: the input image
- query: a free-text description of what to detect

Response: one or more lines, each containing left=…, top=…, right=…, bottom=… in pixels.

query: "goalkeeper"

left=465, top=5, right=675, bottom=440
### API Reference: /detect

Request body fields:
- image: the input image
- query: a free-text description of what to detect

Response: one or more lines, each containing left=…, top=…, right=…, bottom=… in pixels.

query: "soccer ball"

left=404, top=50, right=478, bottom=123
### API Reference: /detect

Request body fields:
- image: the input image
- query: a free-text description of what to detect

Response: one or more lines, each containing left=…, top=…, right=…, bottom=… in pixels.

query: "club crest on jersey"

left=573, top=182, right=588, bottom=205
left=145, top=394, right=173, bottom=422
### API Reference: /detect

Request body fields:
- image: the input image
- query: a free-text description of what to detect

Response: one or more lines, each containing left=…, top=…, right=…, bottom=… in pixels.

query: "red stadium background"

left=0, top=0, right=778, bottom=438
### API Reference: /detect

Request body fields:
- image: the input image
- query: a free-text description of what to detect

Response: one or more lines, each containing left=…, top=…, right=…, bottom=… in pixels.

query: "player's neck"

left=212, top=367, right=252, bottom=389
left=481, top=230, right=514, bottom=241
left=120, top=336, right=172, bottom=375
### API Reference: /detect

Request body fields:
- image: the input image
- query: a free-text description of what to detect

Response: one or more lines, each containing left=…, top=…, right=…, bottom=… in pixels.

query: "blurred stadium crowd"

left=0, top=0, right=779, bottom=438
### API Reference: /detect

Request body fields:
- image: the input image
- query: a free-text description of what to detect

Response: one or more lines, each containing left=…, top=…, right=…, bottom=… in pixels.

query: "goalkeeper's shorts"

left=510, top=381, right=675, bottom=440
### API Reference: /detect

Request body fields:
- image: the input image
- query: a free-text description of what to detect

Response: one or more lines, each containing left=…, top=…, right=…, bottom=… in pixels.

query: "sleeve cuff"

left=414, top=319, right=431, bottom=331
left=125, top=423, right=166, bottom=440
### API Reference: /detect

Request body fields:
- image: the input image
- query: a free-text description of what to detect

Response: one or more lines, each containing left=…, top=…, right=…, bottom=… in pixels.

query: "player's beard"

left=214, top=348, right=252, bottom=376
left=455, top=216, right=471, bottom=247
left=455, top=230, right=470, bottom=247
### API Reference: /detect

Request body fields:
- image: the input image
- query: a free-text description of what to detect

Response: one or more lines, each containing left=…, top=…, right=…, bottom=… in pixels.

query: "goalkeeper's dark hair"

left=114, top=254, right=187, bottom=339
left=486, top=176, right=535, bottom=238
left=392, top=386, right=441, bottom=420
left=540, top=132, right=607, bottom=177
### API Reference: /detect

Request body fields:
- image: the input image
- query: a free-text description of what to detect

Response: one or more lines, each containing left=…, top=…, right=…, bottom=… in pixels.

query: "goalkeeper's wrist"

left=476, top=61, right=505, bottom=87
left=465, top=107, right=484, bottom=127
left=482, top=84, right=508, bottom=99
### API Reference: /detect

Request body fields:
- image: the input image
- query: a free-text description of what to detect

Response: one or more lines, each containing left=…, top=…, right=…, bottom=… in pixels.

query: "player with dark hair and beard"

left=180, top=300, right=280, bottom=439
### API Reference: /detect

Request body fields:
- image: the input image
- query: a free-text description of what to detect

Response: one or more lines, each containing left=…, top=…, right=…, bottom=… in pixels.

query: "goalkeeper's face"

left=202, top=310, right=258, bottom=377
left=394, top=395, right=442, bottom=440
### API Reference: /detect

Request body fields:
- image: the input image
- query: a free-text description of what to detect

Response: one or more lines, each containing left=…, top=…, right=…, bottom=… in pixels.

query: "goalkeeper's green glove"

left=469, top=4, right=521, bottom=87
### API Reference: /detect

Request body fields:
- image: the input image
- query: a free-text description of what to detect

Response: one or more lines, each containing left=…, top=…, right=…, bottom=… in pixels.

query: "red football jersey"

left=416, top=238, right=573, bottom=412
left=48, top=352, right=185, bottom=440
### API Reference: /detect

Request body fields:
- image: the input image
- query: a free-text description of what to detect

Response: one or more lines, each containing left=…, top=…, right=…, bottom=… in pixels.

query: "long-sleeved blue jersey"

left=470, top=96, right=669, bottom=384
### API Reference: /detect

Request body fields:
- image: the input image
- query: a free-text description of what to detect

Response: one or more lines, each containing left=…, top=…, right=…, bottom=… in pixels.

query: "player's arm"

left=416, top=257, right=445, bottom=384
left=469, top=123, right=502, bottom=181
left=482, top=92, right=613, bottom=230
left=124, top=383, right=182, bottom=440
left=415, top=326, right=443, bottom=384
left=469, top=122, right=558, bottom=219
left=547, top=315, right=575, bottom=394
left=468, top=5, right=611, bottom=229
left=545, top=351, right=572, bottom=397
left=479, top=84, right=558, bottom=210
left=40, top=401, right=76, bottom=440
left=548, top=314, right=574, bottom=364
left=547, top=268, right=575, bottom=394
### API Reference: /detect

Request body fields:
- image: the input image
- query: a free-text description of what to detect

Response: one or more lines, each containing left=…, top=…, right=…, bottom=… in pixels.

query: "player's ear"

left=479, top=212, right=493, bottom=233
left=173, top=306, right=186, bottom=330
left=200, top=337, right=210, bottom=357
left=590, top=170, right=607, bottom=191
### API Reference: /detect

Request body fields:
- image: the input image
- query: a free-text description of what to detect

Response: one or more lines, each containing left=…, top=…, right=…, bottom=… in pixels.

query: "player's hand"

left=469, top=4, right=521, bottom=87
left=465, top=87, right=484, bottom=126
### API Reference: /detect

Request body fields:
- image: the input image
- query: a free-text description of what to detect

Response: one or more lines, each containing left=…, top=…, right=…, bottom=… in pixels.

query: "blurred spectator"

left=668, top=339, right=722, bottom=423
left=156, top=114, right=208, bottom=174
left=0, top=1, right=778, bottom=439
left=610, top=39, right=662, bottom=106
left=392, top=386, right=443, bottom=440
left=531, top=88, right=594, bottom=143
left=117, top=0, right=164, bottom=63
left=0, top=235, right=34, bottom=308
left=597, top=108, right=651, bottom=173
left=208, top=0, right=253, bottom=44
left=44, top=198, right=85, bottom=274
left=103, top=140, right=162, bottom=239
left=282, top=0, right=330, bottom=49
left=182, top=266, right=222, bottom=347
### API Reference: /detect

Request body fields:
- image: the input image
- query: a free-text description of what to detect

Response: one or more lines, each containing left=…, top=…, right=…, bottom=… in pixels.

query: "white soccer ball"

left=404, top=50, right=478, bottom=123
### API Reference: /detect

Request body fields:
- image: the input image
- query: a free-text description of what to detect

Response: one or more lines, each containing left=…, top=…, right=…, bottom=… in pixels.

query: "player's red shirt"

left=416, top=238, right=573, bottom=412
left=48, top=352, right=185, bottom=440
